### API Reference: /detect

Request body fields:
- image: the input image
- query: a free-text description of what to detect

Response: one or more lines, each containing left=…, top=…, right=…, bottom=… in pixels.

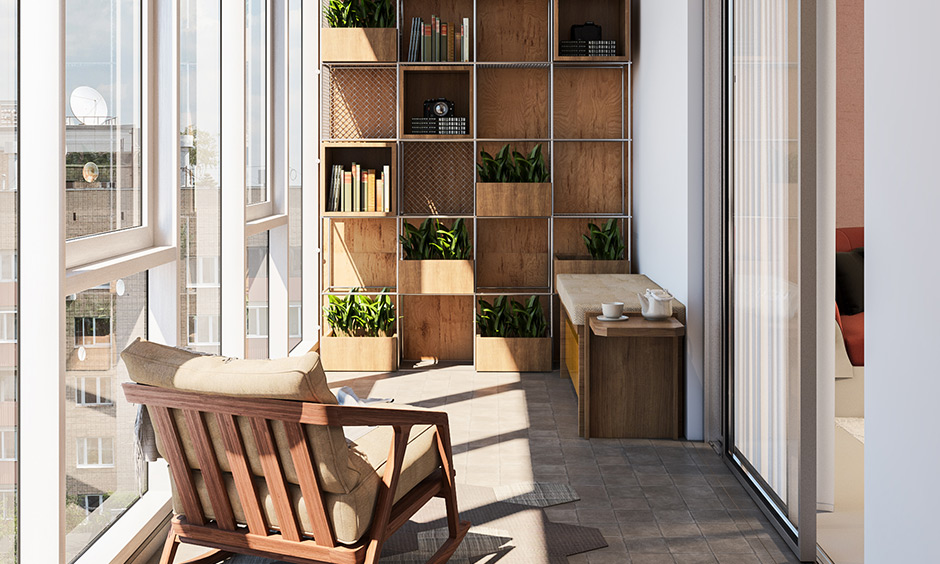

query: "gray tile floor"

left=327, top=364, right=802, bottom=564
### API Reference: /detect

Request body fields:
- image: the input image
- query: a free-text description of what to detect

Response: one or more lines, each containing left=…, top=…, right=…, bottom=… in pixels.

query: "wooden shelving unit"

left=320, top=0, right=632, bottom=366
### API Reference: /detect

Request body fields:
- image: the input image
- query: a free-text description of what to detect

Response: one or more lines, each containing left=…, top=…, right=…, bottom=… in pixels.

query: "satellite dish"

left=70, top=86, right=108, bottom=125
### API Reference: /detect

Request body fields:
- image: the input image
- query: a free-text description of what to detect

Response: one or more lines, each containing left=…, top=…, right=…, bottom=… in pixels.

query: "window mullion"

left=19, top=0, right=67, bottom=561
left=221, top=0, right=248, bottom=358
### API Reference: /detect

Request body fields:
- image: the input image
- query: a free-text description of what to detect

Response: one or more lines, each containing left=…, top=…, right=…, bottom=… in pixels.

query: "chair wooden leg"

left=159, top=531, right=180, bottom=564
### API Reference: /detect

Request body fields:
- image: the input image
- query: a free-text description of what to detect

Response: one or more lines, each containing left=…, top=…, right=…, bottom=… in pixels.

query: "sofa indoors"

left=834, top=227, right=864, bottom=417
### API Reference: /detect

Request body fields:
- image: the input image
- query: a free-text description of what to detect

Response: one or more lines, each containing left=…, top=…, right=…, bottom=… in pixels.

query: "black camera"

left=424, top=98, right=455, bottom=118
left=571, top=21, right=602, bottom=41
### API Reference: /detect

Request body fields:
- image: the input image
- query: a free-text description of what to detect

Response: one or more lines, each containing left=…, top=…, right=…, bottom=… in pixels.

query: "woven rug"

left=225, top=482, right=605, bottom=564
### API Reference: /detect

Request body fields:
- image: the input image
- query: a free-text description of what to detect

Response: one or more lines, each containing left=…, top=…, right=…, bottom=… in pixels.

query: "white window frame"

left=0, top=309, right=15, bottom=343
left=73, top=316, right=112, bottom=348
left=75, top=437, right=115, bottom=468
left=186, top=255, right=221, bottom=288
left=83, top=494, right=105, bottom=515
left=0, top=370, right=14, bottom=402
left=0, top=490, right=13, bottom=520
left=188, top=314, right=221, bottom=346
left=0, top=427, right=15, bottom=461
left=246, top=303, right=269, bottom=338
left=0, top=250, right=15, bottom=281
left=75, top=376, right=113, bottom=406
left=289, top=301, right=302, bottom=339
left=65, top=0, right=158, bottom=271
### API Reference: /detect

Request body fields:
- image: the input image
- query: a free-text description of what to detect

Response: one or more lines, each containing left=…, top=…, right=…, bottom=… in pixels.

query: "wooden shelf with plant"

left=475, top=295, right=551, bottom=372
left=320, top=289, right=399, bottom=371
left=553, top=218, right=630, bottom=285
left=398, top=217, right=474, bottom=295
left=322, top=0, right=398, bottom=63
left=476, top=143, right=551, bottom=217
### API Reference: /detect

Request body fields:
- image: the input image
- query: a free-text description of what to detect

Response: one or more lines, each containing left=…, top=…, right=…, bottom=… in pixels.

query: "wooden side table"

left=584, top=316, right=685, bottom=439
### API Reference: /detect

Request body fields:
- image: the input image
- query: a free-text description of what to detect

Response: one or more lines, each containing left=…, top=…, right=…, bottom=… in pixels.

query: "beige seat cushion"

left=121, top=338, right=361, bottom=494
left=174, top=423, right=441, bottom=544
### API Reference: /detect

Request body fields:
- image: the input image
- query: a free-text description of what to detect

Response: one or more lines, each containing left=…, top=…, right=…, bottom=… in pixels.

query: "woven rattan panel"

left=325, top=66, right=397, bottom=140
left=402, top=142, right=474, bottom=215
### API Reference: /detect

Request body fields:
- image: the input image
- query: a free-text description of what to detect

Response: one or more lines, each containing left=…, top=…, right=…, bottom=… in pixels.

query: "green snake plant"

left=324, top=289, right=397, bottom=337
left=325, top=0, right=395, bottom=28
left=582, top=218, right=625, bottom=260
left=477, top=144, right=549, bottom=183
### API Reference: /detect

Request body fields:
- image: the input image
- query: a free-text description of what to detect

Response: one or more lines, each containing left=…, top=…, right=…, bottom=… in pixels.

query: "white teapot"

left=637, top=288, right=674, bottom=320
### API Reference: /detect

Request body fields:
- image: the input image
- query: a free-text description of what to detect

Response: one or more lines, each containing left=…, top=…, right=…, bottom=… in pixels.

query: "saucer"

left=597, top=314, right=628, bottom=322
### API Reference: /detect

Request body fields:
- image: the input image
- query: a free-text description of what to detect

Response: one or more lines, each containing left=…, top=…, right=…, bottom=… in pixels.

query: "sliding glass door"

left=726, top=0, right=815, bottom=560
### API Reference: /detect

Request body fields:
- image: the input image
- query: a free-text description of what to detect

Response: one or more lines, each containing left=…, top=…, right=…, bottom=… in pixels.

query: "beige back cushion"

left=121, top=338, right=363, bottom=494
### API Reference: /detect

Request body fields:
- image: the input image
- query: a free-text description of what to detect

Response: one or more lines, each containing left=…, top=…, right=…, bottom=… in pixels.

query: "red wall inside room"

left=837, top=0, right=864, bottom=228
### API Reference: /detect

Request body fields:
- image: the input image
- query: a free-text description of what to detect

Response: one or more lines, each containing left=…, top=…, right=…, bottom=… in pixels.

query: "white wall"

left=632, top=0, right=705, bottom=440
left=865, top=1, right=940, bottom=561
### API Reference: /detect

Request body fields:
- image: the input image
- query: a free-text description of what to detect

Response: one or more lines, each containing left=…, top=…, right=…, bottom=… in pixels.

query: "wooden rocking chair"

left=121, top=339, right=469, bottom=564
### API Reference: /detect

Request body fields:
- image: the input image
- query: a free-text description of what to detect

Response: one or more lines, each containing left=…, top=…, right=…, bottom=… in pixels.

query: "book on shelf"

left=343, top=171, right=352, bottom=212
left=447, top=23, right=455, bottom=61
left=409, top=16, right=470, bottom=62
left=376, top=178, right=384, bottom=212
left=383, top=165, right=391, bottom=212
left=367, top=169, right=376, bottom=212
left=463, top=18, right=469, bottom=61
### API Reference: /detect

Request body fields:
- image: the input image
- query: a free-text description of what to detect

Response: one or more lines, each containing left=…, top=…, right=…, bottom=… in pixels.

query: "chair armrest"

left=321, top=403, right=450, bottom=429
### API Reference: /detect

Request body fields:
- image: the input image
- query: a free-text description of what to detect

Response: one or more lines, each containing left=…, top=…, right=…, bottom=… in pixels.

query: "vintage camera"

left=571, top=21, right=602, bottom=41
left=424, top=98, right=455, bottom=118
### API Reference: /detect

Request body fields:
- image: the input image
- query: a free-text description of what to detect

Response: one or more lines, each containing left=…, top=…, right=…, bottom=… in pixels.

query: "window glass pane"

left=181, top=0, right=221, bottom=354
left=65, top=273, right=147, bottom=561
left=65, top=0, right=143, bottom=239
left=288, top=0, right=302, bottom=350
left=246, top=232, right=269, bottom=358
left=0, top=0, right=16, bottom=557
left=246, top=0, right=267, bottom=204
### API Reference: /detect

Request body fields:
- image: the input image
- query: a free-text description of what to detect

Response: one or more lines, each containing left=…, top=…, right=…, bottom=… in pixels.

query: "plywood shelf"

left=554, top=67, right=625, bottom=139
left=476, top=218, right=550, bottom=290
left=553, top=141, right=625, bottom=215
left=324, top=217, right=398, bottom=290
left=401, top=295, right=475, bottom=361
left=477, top=66, right=549, bottom=139
left=553, top=0, right=631, bottom=61
left=476, top=0, right=549, bottom=63
left=321, top=143, right=396, bottom=215
left=400, top=66, right=474, bottom=137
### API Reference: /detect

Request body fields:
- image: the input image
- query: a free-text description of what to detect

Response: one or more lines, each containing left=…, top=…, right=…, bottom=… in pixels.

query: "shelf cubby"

left=477, top=66, right=550, bottom=139
left=553, top=0, right=631, bottom=62
left=554, top=66, right=625, bottom=139
left=401, top=295, right=475, bottom=361
left=400, top=66, right=473, bottom=138
left=553, top=216, right=629, bottom=259
left=476, top=0, right=549, bottom=62
left=321, top=142, right=397, bottom=216
left=400, top=0, right=475, bottom=63
left=476, top=218, right=550, bottom=290
left=401, top=141, right=475, bottom=215
left=323, top=66, right=398, bottom=140
left=324, top=217, right=398, bottom=290
left=553, top=141, right=625, bottom=215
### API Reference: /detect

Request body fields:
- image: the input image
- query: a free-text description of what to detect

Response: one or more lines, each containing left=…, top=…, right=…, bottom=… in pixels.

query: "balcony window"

left=0, top=251, right=15, bottom=282
left=82, top=494, right=106, bottom=515
left=0, top=371, right=14, bottom=403
left=0, top=310, right=15, bottom=343
left=246, top=0, right=268, bottom=205
left=188, top=314, right=221, bottom=346
left=75, top=437, right=115, bottom=468
left=75, top=376, right=113, bottom=406
left=65, top=0, right=143, bottom=240
left=186, top=256, right=220, bottom=288
left=73, top=317, right=111, bottom=348
left=0, top=428, right=15, bottom=461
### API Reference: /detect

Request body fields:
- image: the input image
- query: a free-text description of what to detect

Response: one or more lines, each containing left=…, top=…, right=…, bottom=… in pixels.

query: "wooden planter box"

left=319, top=335, right=399, bottom=372
left=476, top=183, right=552, bottom=217
left=475, top=336, right=552, bottom=372
left=399, top=260, right=474, bottom=294
left=321, top=28, right=398, bottom=63
left=553, top=255, right=630, bottom=286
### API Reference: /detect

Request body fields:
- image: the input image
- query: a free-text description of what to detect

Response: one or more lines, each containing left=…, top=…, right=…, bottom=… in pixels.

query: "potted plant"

left=476, top=144, right=552, bottom=217
left=322, top=0, right=397, bottom=63
left=554, top=218, right=630, bottom=285
left=319, top=289, right=399, bottom=371
left=475, top=295, right=551, bottom=372
left=399, top=218, right=474, bottom=294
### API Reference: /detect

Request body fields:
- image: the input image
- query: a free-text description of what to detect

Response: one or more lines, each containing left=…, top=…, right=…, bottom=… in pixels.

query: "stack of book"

left=410, top=116, right=468, bottom=135
left=559, top=40, right=618, bottom=57
left=326, top=163, right=391, bottom=213
left=406, top=16, right=470, bottom=62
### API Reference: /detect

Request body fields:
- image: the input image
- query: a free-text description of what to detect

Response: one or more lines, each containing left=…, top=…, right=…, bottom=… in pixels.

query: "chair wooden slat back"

left=182, top=409, right=237, bottom=531
left=285, top=422, right=336, bottom=547
left=150, top=405, right=207, bottom=526
left=249, top=416, right=303, bottom=542
left=215, top=412, right=270, bottom=536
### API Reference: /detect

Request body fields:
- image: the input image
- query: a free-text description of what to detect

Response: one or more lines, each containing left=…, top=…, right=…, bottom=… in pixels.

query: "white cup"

left=602, top=302, right=624, bottom=319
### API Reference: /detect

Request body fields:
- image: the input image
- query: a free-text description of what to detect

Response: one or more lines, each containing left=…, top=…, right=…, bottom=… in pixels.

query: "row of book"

left=411, top=117, right=468, bottom=135
left=326, top=164, right=391, bottom=213
left=406, top=16, right=470, bottom=62
left=559, top=40, right=618, bottom=57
